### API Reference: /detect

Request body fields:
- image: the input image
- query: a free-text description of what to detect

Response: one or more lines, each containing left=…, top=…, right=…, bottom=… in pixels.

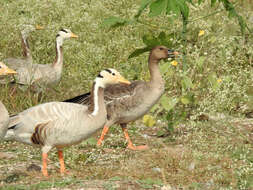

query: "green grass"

left=0, top=0, right=253, bottom=189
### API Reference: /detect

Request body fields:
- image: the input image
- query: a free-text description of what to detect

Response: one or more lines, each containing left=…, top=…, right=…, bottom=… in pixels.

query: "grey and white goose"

left=4, top=68, right=130, bottom=177
left=3, top=25, right=44, bottom=69
left=64, top=46, right=178, bottom=150
left=0, top=62, right=17, bottom=138
left=10, top=29, right=78, bottom=87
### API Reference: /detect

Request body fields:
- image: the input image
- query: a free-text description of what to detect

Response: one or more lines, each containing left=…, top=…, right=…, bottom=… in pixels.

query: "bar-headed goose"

left=11, top=29, right=78, bottom=87
left=0, top=62, right=17, bottom=138
left=3, top=25, right=44, bottom=69
left=5, top=68, right=130, bottom=177
left=64, top=46, right=178, bottom=150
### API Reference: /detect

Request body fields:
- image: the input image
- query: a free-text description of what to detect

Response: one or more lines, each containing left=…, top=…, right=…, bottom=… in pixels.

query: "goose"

left=9, top=29, right=78, bottom=87
left=64, top=46, right=178, bottom=150
left=0, top=62, right=17, bottom=138
left=3, top=25, right=44, bottom=69
left=4, top=68, right=130, bottom=177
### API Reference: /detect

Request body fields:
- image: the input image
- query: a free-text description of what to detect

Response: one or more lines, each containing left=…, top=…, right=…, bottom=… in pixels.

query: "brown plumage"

left=64, top=46, right=178, bottom=150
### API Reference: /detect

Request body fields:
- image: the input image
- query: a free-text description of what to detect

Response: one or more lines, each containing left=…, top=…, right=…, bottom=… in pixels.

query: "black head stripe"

left=97, top=73, right=103, bottom=78
left=56, top=34, right=60, bottom=38
left=105, top=69, right=112, bottom=73
left=60, top=29, right=68, bottom=33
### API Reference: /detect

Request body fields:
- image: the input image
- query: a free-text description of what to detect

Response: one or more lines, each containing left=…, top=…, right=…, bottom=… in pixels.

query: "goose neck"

left=89, top=82, right=106, bottom=116
left=148, top=57, right=163, bottom=85
left=52, top=37, right=64, bottom=68
left=21, top=34, right=31, bottom=59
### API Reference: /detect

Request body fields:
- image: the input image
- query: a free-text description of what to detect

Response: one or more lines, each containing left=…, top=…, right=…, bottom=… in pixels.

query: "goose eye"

left=112, top=73, right=115, bottom=76
left=0, top=66, right=2, bottom=69
left=159, top=47, right=164, bottom=50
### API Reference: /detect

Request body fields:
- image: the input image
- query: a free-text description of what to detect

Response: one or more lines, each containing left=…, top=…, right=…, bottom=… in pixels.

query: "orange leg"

left=58, top=150, right=67, bottom=174
left=121, top=124, right=148, bottom=151
left=97, top=125, right=109, bottom=146
left=42, top=153, right=48, bottom=177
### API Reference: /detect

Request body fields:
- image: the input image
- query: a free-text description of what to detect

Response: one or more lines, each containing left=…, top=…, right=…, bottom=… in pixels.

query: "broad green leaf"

left=211, top=0, right=217, bottom=7
left=196, top=56, right=205, bottom=69
left=181, top=97, right=190, bottom=104
left=143, top=115, right=156, bottom=127
left=160, top=95, right=179, bottom=111
left=128, top=47, right=151, bottom=59
left=150, top=103, right=160, bottom=112
left=178, top=0, right=189, bottom=20
left=149, top=0, right=168, bottom=17
left=83, top=137, right=97, bottom=145
left=198, top=0, right=204, bottom=4
left=167, top=0, right=180, bottom=17
left=160, top=62, right=170, bottom=74
left=135, top=0, right=153, bottom=19
left=142, top=34, right=158, bottom=46
left=181, top=76, right=193, bottom=89
left=208, top=72, right=219, bottom=89
left=101, top=16, right=128, bottom=28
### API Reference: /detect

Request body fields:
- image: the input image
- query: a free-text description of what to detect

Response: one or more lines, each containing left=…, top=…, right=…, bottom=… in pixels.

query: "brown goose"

left=3, top=25, right=44, bottom=69
left=4, top=68, right=130, bottom=177
left=0, top=62, right=17, bottom=138
left=64, top=46, right=178, bottom=150
left=9, top=29, right=78, bottom=87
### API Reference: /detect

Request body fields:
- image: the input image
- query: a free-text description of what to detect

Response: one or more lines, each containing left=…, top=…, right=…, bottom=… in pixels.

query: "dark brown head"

left=149, top=46, right=178, bottom=61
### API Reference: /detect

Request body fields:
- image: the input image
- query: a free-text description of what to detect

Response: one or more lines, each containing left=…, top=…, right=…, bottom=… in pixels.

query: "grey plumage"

left=64, top=46, right=178, bottom=150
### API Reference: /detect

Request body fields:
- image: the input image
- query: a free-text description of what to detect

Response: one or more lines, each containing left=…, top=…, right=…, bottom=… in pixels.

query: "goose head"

left=150, top=46, right=179, bottom=61
left=0, top=62, right=17, bottom=75
left=56, top=29, right=78, bottom=46
left=95, top=68, right=131, bottom=88
left=21, top=24, right=44, bottom=38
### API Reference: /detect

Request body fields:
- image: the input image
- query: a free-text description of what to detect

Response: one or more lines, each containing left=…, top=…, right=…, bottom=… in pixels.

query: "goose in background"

left=7, top=29, right=78, bottom=88
left=64, top=46, right=178, bottom=150
left=3, top=24, right=44, bottom=69
left=0, top=62, right=17, bottom=138
left=5, top=68, right=130, bottom=177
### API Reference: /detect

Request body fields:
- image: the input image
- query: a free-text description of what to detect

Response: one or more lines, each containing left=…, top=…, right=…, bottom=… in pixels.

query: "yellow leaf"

left=142, top=115, right=156, bottom=127
left=170, top=60, right=178, bottom=66
left=198, top=30, right=205, bottom=36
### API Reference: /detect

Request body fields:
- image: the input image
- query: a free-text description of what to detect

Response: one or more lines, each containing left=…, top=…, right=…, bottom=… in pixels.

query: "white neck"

left=53, top=37, right=64, bottom=67
left=91, top=78, right=105, bottom=116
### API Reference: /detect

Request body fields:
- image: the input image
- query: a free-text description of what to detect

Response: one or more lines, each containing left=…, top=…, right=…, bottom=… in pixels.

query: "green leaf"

left=135, top=0, right=153, bottom=19
left=196, top=56, right=205, bottom=69
left=101, top=16, right=128, bottom=28
left=198, top=0, right=204, bottom=4
left=178, top=0, right=190, bottom=20
left=149, top=0, right=168, bottom=17
left=181, top=96, right=190, bottom=104
left=181, top=76, right=193, bottom=89
left=143, top=115, right=156, bottom=127
left=160, top=62, right=170, bottom=74
left=83, top=137, right=97, bottom=145
left=207, top=72, right=219, bottom=89
left=160, top=95, right=179, bottom=111
left=167, top=0, right=180, bottom=17
left=211, top=0, right=217, bottom=7
left=128, top=46, right=151, bottom=59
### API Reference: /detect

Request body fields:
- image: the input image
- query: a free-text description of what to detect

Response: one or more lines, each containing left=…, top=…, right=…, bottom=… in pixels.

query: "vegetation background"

left=0, top=0, right=253, bottom=189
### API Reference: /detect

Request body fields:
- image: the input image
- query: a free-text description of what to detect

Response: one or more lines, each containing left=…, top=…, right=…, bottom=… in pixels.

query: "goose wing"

left=8, top=102, right=88, bottom=134
left=63, top=81, right=145, bottom=106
